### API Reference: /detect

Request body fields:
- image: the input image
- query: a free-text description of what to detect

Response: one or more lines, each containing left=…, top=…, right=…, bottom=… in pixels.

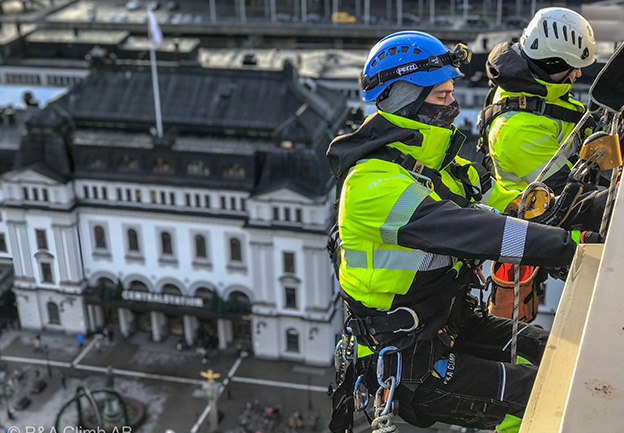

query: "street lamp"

left=43, top=345, right=52, bottom=377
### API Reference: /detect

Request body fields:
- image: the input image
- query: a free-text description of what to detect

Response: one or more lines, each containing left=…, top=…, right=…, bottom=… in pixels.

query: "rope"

left=371, top=413, right=398, bottom=433
left=599, top=111, right=622, bottom=239
left=535, top=110, right=592, bottom=184
left=511, top=181, right=550, bottom=363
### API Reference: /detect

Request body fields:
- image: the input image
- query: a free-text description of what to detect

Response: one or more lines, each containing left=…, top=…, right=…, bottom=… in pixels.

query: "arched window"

left=227, top=291, right=251, bottom=313
left=187, top=160, right=210, bottom=176
left=94, top=225, right=107, bottom=249
left=97, top=277, right=115, bottom=289
left=130, top=280, right=148, bottom=291
left=229, top=238, right=242, bottom=262
left=162, top=284, right=182, bottom=295
left=161, top=232, right=173, bottom=255
left=195, top=235, right=207, bottom=258
left=127, top=229, right=139, bottom=252
left=223, top=163, right=245, bottom=178
left=119, top=155, right=139, bottom=171
left=195, top=287, right=214, bottom=300
left=286, top=328, right=299, bottom=353
left=47, top=302, right=61, bottom=325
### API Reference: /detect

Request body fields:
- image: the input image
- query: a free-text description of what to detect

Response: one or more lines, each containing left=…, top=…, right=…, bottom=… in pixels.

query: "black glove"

left=547, top=266, right=569, bottom=281
left=571, top=230, right=604, bottom=244
left=530, top=182, right=584, bottom=227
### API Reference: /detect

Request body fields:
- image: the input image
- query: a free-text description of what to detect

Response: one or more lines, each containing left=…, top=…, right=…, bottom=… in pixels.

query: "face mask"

left=415, top=100, right=461, bottom=129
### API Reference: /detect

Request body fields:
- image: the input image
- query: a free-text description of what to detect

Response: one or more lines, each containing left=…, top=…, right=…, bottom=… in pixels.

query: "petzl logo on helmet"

left=396, top=63, right=419, bottom=76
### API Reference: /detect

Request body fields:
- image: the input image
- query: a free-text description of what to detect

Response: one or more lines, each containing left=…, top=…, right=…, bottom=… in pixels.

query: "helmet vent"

left=530, top=39, right=539, bottom=50
left=571, top=30, right=576, bottom=45
left=562, top=25, right=568, bottom=41
left=401, top=46, right=409, bottom=53
left=552, top=21, right=559, bottom=39
left=389, top=47, right=397, bottom=56
left=543, top=20, right=549, bottom=37
left=372, top=59, right=377, bottom=67
left=582, top=47, right=589, bottom=60
left=378, top=52, right=386, bottom=60
left=578, top=36, right=583, bottom=49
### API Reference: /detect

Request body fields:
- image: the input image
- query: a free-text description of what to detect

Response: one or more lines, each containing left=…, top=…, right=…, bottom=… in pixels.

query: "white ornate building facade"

left=0, top=61, right=349, bottom=366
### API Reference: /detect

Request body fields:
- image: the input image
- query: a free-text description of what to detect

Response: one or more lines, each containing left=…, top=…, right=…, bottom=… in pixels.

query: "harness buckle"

left=519, top=95, right=527, bottom=109
left=534, top=98, right=547, bottom=115
left=387, top=306, right=420, bottom=333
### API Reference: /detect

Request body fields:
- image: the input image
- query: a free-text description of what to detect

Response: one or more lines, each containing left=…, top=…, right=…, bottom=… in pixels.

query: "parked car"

left=331, top=11, right=356, bottom=23
left=306, top=13, right=321, bottom=23
left=147, top=1, right=160, bottom=11
left=276, top=13, right=292, bottom=22
left=505, top=16, right=529, bottom=28
left=125, top=0, right=142, bottom=11
left=463, top=17, right=490, bottom=29
left=401, top=13, right=420, bottom=25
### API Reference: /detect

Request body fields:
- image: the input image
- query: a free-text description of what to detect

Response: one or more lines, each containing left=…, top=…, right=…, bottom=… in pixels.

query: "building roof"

left=199, top=48, right=368, bottom=81
left=14, top=63, right=347, bottom=198
left=60, top=63, right=345, bottom=140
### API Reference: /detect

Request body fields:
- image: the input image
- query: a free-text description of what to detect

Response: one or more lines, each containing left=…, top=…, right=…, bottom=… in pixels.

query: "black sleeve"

left=560, top=188, right=608, bottom=231
left=396, top=196, right=576, bottom=268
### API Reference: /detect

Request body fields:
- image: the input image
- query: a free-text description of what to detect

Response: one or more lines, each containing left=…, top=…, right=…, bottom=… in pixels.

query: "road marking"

left=72, top=337, right=97, bottom=365
left=226, top=355, right=244, bottom=379
left=231, top=376, right=328, bottom=392
left=0, top=356, right=72, bottom=368
left=77, top=364, right=206, bottom=385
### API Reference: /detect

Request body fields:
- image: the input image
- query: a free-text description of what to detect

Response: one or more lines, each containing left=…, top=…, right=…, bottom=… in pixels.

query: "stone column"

left=217, top=319, right=233, bottom=349
left=118, top=308, right=134, bottom=337
left=184, top=315, right=199, bottom=346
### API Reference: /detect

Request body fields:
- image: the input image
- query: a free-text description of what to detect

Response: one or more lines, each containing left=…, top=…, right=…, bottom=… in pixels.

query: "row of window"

left=81, top=183, right=247, bottom=211
left=273, top=206, right=303, bottom=223
left=86, top=156, right=245, bottom=179
left=94, top=225, right=245, bottom=264
left=2, top=73, right=82, bottom=86
left=23, top=186, right=50, bottom=202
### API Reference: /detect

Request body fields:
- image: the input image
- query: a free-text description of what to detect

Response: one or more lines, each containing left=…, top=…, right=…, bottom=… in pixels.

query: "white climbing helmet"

left=520, top=7, right=595, bottom=70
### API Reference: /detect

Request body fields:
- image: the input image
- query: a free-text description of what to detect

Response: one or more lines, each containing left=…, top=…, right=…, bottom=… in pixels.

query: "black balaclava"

left=377, top=81, right=461, bottom=129
left=415, top=100, right=461, bottom=129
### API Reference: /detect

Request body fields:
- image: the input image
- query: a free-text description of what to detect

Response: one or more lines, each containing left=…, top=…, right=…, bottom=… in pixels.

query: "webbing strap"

left=368, top=146, right=490, bottom=208
left=479, top=95, right=593, bottom=134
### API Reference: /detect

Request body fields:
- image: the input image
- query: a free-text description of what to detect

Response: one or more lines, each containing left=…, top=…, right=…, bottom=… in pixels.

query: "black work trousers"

left=403, top=312, right=549, bottom=430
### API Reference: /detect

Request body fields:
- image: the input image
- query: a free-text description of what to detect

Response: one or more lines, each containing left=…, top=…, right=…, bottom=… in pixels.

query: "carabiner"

left=376, top=346, right=402, bottom=388
left=354, top=374, right=370, bottom=411
left=374, top=376, right=397, bottom=417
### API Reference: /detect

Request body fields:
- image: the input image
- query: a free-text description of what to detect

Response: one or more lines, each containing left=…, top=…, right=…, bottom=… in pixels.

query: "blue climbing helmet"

left=360, top=31, right=471, bottom=102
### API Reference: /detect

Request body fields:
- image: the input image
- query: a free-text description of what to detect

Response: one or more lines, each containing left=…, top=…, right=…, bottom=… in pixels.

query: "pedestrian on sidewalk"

left=103, top=327, right=110, bottom=345
left=76, top=333, right=84, bottom=349
left=33, top=334, right=41, bottom=353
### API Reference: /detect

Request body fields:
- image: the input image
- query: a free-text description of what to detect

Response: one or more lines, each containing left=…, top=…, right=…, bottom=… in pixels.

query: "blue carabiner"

left=376, top=346, right=402, bottom=388
left=353, top=374, right=369, bottom=411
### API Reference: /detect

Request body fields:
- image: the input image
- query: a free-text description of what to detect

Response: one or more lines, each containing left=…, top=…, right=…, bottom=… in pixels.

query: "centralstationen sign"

left=121, top=290, right=204, bottom=308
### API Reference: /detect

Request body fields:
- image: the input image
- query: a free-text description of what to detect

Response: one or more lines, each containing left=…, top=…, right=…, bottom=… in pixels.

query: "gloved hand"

left=547, top=266, right=569, bottom=281
left=570, top=230, right=604, bottom=244
left=529, top=182, right=584, bottom=227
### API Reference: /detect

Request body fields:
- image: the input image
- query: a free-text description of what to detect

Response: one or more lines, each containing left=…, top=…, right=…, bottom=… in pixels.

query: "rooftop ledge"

left=522, top=186, right=624, bottom=432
